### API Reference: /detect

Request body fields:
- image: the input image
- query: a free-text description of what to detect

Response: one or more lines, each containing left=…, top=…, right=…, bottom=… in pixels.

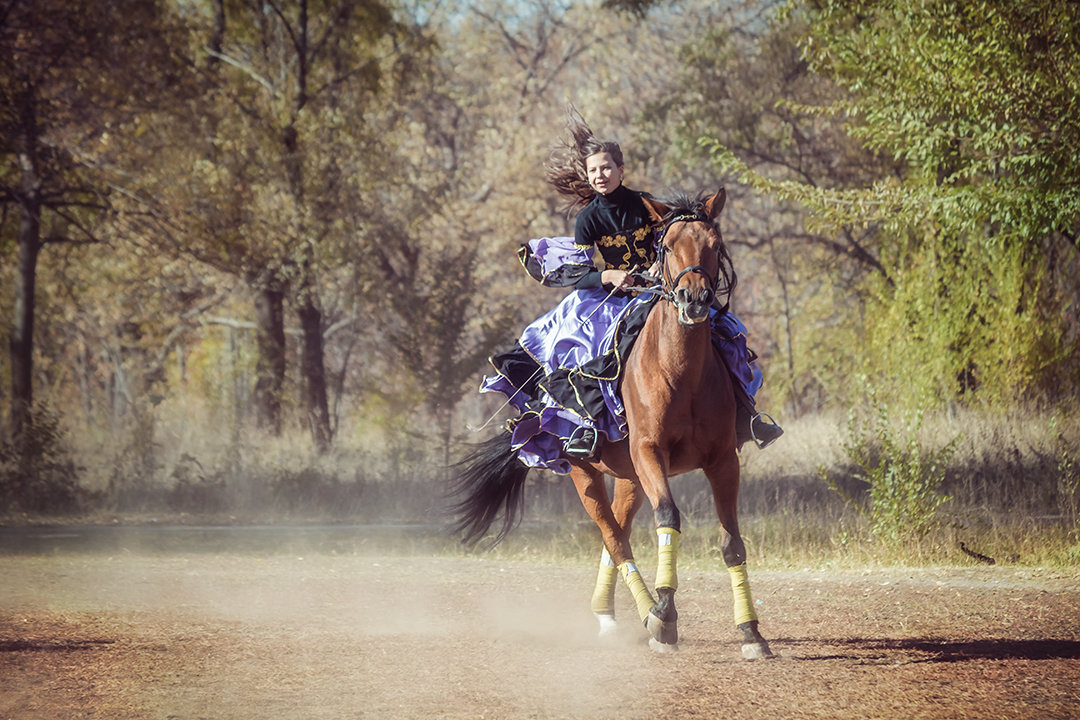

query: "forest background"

left=2, top=0, right=1078, bottom=566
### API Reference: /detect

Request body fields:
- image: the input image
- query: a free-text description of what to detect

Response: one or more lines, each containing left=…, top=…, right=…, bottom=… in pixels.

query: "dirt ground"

left=1, top=532, right=1079, bottom=719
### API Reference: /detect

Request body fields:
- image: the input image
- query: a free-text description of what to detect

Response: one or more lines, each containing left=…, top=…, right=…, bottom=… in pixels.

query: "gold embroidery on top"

left=632, top=226, right=653, bottom=265
left=595, top=222, right=660, bottom=271
left=597, top=232, right=632, bottom=270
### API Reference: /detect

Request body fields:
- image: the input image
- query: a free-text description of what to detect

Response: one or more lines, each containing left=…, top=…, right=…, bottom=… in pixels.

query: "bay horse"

left=451, top=188, right=773, bottom=660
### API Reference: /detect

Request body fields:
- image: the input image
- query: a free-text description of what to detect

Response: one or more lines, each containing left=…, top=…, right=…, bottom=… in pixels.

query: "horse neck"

left=653, top=304, right=713, bottom=386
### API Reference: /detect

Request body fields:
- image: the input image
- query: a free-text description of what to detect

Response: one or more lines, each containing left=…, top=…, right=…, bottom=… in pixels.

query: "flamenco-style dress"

left=480, top=187, right=763, bottom=474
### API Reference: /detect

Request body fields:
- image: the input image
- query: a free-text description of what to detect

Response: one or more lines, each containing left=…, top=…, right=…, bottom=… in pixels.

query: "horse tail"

left=448, top=430, right=530, bottom=546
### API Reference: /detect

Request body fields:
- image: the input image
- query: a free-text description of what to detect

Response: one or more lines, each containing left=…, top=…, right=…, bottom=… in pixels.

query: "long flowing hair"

left=545, top=105, right=624, bottom=212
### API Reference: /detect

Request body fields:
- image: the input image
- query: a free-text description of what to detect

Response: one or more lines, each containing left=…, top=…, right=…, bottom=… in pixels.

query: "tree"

left=791, top=0, right=1080, bottom=251
left=135, top=0, right=405, bottom=450
left=343, top=0, right=587, bottom=464
left=705, top=0, right=1080, bottom=405
left=630, top=2, right=886, bottom=414
left=0, top=0, right=190, bottom=440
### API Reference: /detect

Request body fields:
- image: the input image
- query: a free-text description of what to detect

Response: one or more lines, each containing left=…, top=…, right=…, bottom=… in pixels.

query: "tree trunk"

left=298, top=280, right=332, bottom=453
left=10, top=82, right=43, bottom=442
left=253, top=284, right=286, bottom=435
left=10, top=199, right=42, bottom=441
left=435, top=403, right=453, bottom=483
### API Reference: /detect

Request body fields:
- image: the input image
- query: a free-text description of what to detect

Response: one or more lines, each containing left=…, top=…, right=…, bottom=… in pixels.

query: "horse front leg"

left=647, top=523, right=680, bottom=651
left=627, top=445, right=681, bottom=651
left=590, top=475, right=643, bottom=637
left=707, top=453, right=774, bottom=660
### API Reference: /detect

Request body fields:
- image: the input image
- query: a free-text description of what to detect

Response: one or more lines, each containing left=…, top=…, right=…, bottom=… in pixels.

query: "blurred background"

left=1, top=0, right=1077, bottom=565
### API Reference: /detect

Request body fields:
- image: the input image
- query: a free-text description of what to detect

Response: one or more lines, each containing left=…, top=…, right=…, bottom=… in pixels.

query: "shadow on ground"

left=778, top=637, right=1080, bottom=663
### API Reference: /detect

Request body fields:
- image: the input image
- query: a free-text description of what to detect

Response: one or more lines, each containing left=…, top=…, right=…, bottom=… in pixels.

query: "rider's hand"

left=601, top=269, right=632, bottom=289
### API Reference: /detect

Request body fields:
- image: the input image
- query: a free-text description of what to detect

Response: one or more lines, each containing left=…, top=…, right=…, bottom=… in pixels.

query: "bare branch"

left=43, top=206, right=108, bottom=245
left=469, top=7, right=530, bottom=72
left=263, top=0, right=302, bottom=57
left=204, top=47, right=277, bottom=94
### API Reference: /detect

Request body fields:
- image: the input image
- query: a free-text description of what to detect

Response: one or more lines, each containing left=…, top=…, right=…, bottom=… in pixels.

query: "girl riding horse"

left=456, top=183, right=775, bottom=658
left=481, top=110, right=782, bottom=473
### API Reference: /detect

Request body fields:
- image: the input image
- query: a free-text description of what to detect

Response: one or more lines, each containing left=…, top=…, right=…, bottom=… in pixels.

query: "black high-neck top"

left=573, top=185, right=658, bottom=287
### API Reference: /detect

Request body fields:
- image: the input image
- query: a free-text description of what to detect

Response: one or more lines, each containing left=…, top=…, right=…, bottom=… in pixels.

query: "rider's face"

left=586, top=152, right=624, bottom=196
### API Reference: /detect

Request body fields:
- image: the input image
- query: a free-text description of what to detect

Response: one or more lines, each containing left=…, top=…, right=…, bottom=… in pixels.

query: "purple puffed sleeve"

left=517, top=236, right=595, bottom=287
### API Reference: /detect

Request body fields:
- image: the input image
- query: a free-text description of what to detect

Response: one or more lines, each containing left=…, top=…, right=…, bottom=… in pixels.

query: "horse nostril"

left=701, top=289, right=714, bottom=306
left=676, top=288, right=689, bottom=304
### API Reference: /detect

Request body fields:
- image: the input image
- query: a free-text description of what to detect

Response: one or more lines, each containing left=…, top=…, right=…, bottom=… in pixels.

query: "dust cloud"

left=0, top=526, right=660, bottom=719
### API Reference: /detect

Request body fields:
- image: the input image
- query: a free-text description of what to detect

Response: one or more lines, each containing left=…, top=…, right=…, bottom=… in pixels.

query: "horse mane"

left=651, top=190, right=712, bottom=222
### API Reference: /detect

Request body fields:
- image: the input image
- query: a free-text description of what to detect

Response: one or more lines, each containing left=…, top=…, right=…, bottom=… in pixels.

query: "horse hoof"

left=646, top=611, right=678, bottom=645
left=741, top=641, right=775, bottom=660
left=595, top=613, right=618, bottom=639
left=649, top=637, right=680, bottom=653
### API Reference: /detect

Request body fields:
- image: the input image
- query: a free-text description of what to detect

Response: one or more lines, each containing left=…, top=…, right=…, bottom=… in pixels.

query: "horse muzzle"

left=673, top=287, right=713, bottom=325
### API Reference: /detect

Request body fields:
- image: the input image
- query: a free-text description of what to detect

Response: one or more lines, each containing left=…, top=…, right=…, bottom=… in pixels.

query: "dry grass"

left=6, top=402, right=1079, bottom=570
left=478, top=409, right=1080, bottom=570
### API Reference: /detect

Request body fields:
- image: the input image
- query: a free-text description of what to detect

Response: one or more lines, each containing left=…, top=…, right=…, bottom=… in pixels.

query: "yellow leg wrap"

left=618, top=560, right=655, bottom=622
left=590, top=548, right=618, bottom=615
left=655, top=528, right=680, bottom=591
left=728, top=563, right=758, bottom=626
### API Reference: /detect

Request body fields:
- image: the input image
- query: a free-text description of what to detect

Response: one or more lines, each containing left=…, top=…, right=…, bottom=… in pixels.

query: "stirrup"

left=565, top=427, right=598, bottom=459
left=750, top=412, right=784, bottom=449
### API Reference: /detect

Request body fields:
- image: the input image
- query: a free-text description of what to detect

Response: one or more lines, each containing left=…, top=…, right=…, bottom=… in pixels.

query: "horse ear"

left=704, top=187, right=726, bottom=219
left=641, top=194, right=669, bottom=223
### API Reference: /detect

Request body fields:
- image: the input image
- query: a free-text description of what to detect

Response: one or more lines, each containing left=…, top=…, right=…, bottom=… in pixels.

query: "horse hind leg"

left=590, top=475, right=644, bottom=637
left=590, top=548, right=618, bottom=637
left=569, top=467, right=655, bottom=638
left=587, top=475, right=680, bottom=651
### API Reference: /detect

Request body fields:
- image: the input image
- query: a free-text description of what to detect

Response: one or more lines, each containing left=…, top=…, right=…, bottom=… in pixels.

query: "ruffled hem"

left=479, top=290, right=656, bottom=474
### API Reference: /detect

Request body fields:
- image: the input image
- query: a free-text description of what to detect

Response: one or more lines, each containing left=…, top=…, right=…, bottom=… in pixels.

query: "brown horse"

left=451, top=188, right=773, bottom=660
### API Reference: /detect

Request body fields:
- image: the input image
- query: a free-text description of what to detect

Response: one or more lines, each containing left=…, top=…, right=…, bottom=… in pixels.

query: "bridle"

left=652, top=211, right=735, bottom=314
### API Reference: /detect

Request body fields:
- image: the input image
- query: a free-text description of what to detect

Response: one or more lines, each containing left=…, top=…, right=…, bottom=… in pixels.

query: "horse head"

left=642, top=188, right=736, bottom=326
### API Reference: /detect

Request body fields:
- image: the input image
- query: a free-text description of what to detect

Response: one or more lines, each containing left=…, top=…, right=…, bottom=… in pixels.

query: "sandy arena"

left=1, top=527, right=1078, bottom=719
